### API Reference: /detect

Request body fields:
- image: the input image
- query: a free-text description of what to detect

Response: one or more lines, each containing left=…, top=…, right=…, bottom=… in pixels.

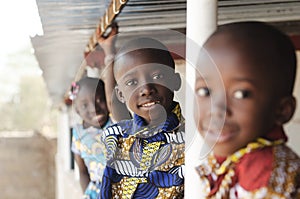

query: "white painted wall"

left=286, top=51, right=300, bottom=156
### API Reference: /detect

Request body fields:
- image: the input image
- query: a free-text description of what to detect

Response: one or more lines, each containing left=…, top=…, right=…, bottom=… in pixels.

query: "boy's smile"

left=201, top=119, right=240, bottom=144
left=138, top=100, right=161, bottom=109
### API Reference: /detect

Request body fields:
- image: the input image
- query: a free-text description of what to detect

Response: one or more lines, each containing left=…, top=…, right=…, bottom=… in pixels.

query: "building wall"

left=0, top=134, right=56, bottom=199
left=286, top=51, right=300, bottom=155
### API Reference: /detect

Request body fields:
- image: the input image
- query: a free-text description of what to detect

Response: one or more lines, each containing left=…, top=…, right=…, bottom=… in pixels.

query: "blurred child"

left=99, top=37, right=185, bottom=198
left=195, top=21, right=300, bottom=198
left=71, top=77, right=112, bottom=199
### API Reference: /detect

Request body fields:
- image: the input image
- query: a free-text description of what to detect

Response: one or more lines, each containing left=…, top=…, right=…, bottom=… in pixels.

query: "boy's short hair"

left=205, top=21, right=297, bottom=96
left=114, top=37, right=175, bottom=73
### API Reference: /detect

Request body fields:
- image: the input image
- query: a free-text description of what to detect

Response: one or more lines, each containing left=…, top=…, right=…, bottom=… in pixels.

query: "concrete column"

left=57, top=105, right=71, bottom=171
left=185, top=0, right=217, bottom=197
left=56, top=105, right=71, bottom=199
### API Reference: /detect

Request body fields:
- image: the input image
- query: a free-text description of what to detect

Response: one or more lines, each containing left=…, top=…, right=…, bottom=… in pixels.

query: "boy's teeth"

left=142, top=101, right=158, bottom=107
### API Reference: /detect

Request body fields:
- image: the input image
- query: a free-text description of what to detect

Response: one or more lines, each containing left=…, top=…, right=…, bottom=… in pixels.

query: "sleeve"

left=71, top=126, right=81, bottom=155
left=102, top=124, right=123, bottom=161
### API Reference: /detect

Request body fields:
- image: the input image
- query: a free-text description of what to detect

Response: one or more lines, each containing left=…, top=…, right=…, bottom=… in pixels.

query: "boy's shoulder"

left=103, top=119, right=134, bottom=138
left=237, top=144, right=300, bottom=192
left=269, top=144, right=300, bottom=187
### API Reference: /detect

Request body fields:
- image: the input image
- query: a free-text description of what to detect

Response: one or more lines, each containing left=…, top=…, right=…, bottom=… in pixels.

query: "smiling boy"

left=195, top=21, right=300, bottom=198
left=99, top=37, right=185, bottom=199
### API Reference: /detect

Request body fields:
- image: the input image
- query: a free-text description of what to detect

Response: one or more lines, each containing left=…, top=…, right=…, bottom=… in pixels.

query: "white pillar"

left=57, top=105, right=71, bottom=171
left=56, top=105, right=71, bottom=199
left=185, top=0, right=217, bottom=197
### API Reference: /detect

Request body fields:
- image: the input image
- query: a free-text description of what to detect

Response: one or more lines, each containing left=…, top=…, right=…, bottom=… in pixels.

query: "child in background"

left=99, top=37, right=185, bottom=199
left=71, top=77, right=112, bottom=199
left=195, top=21, right=300, bottom=198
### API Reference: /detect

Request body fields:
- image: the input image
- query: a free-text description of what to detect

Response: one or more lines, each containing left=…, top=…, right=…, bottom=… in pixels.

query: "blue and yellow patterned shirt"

left=99, top=102, right=185, bottom=199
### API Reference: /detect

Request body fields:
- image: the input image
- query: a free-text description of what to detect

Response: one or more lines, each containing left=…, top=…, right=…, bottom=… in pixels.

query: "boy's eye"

left=233, top=90, right=251, bottom=99
left=153, top=73, right=164, bottom=80
left=82, top=103, right=88, bottom=109
left=125, top=79, right=137, bottom=86
left=196, top=87, right=210, bottom=97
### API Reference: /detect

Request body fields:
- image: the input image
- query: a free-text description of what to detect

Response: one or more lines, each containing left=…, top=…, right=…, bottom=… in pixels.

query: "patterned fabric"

left=196, top=127, right=300, bottom=199
left=72, top=118, right=113, bottom=199
left=99, top=102, right=185, bottom=199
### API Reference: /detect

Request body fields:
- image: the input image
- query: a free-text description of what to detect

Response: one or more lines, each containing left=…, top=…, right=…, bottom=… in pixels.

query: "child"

left=194, top=21, right=300, bottom=198
left=99, top=37, right=185, bottom=199
left=71, top=77, right=113, bottom=199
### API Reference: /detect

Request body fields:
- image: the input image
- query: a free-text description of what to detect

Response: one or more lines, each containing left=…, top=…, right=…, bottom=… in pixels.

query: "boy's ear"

left=115, top=86, right=126, bottom=103
left=172, top=73, right=182, bottom=91
left=275, top=96, right=296, bottom=125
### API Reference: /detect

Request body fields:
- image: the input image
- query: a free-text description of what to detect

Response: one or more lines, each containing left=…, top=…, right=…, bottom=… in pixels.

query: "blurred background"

left=0, top=0, right=300, bottom=199
left=0, top=1, right=57, bottom=198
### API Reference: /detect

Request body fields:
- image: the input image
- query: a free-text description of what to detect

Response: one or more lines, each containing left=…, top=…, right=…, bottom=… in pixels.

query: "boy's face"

left=195, top=39, right=279, bottom=156
left=75, top=86, right=109, bottom=128
left=115, top=52, right=180, bottom=125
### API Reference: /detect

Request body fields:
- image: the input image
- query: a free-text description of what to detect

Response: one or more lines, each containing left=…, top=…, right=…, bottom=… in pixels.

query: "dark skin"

left=73, top=82, right=109, bottom=191
left=74, top=84, right=109, bottom=129
left=97, top=24, right=132, bottom=121
left=74, top=154, right=90, bottom=191
left=114, top=49, right=181, bottom=126
left=195, top=23, right=296, bottom=157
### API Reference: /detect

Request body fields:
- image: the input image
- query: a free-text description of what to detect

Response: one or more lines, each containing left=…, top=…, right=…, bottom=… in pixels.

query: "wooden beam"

left=84, top=0, right=128, bottom=54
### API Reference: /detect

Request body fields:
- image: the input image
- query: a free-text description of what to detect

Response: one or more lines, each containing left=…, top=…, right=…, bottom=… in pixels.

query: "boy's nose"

left=211, top=93, right=228, bottom=117
left=139, top=84, right=155, bottom=97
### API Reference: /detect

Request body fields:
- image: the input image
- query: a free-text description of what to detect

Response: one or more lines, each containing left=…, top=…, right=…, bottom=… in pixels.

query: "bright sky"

left=0, top=0, right=43, bottom=102
left=0, top=0, right=43, bottom=55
